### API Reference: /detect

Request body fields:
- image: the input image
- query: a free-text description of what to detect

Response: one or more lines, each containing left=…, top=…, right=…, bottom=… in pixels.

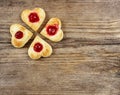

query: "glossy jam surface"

left=34, top=42, right=43, bottom=52
left=46, top=25, right=58, bottom=36
left=15, top=31, right=23, bottom=39
left=28, top=12, right=40, bottom=23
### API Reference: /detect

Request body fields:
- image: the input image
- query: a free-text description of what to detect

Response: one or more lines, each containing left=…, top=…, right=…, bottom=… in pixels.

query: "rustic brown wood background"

left=0, top=0, right=120, bottom=95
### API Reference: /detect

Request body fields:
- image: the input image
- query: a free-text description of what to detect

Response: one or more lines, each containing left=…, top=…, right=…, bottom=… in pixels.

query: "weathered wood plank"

left=0, top=0, right=120, bottom=95
left=0, top=63, right=119, bottom=95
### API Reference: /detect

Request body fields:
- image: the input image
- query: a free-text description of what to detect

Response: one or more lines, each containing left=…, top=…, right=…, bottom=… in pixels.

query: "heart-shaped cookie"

left=40, top=18, right=63, bottom=42
left=28, top=36, right=52, bottom=59
left=10, top=24, right=33, bottom=48
left=21, top=8, right=46, bottom=31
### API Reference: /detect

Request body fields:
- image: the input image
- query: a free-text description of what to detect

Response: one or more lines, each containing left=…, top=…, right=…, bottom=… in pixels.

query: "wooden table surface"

left=0, top=0, right=120, bottom=95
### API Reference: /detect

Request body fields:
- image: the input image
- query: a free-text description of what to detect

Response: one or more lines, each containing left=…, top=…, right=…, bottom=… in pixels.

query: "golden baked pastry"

left=21, top=8, right=46, bottom=31
left=10, top=24, right=33, bottom=48
left=28, top=36, right=52, bottom=59
left=40, top=18, right=63, bottom=42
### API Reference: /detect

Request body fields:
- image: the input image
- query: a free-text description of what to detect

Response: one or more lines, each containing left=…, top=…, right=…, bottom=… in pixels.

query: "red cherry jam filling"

left=34, top=42, right=43, bottom=52
left=46, top=25, right=58, bottom=36
left=28, top=12, right=40, bottom=23
left=15, top=31, right=23, bottom=39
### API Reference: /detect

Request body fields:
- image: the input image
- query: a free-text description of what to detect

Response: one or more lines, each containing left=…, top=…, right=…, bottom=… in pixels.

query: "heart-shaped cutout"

left=21, top=8, right=46, bottom=31
left=40, top=18, right=63, bottom=42
left=10, top=24, right=33, bottom=48
left=28, top=36, right=52, bottom=59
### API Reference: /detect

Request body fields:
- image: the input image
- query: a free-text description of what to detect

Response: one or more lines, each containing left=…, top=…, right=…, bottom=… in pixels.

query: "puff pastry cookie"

left=28, top=36, right=52, bottom=59
left=21, top=8, right=46, bottom=31
left=40, top=18, right=63, bottom=42
left=10, top=24, right=33, bottom=48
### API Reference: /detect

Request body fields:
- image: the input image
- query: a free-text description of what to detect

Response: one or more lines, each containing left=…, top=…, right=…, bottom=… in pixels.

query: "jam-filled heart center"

left=29, top=12, right=40, bottom=23
left=34, top=42, right=43, bottom=52
left=15, top=31, right=23, bottom=39
left=46, top=25, right=58, bottom=36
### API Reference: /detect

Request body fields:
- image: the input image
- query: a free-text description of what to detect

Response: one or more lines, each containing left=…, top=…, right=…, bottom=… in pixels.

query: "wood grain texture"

left=0, top=0, right=120, bottom=95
